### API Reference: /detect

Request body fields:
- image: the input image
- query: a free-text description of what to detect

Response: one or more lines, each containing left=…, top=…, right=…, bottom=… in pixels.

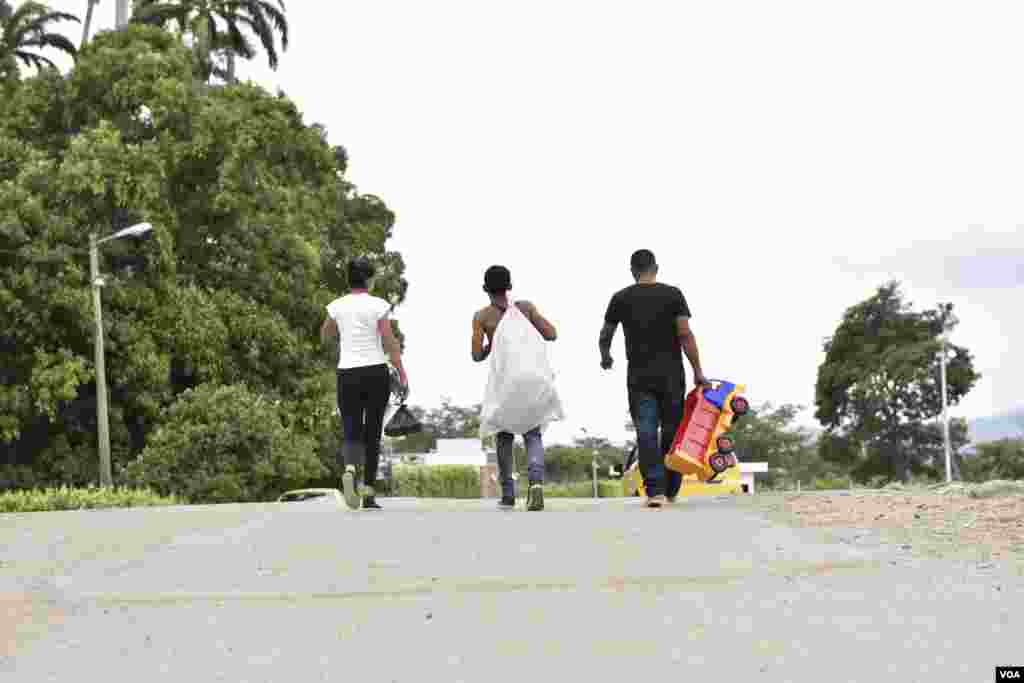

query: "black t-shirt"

left=604, top=283, right=691, bottom=391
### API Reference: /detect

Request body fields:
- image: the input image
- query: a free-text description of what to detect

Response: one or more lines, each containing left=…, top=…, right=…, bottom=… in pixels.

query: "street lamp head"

left=115, top=222, right=153, bottom=239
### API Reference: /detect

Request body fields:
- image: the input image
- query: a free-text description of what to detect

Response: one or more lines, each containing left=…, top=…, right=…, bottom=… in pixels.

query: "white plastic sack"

left=479, top=302, right=565, bottom=437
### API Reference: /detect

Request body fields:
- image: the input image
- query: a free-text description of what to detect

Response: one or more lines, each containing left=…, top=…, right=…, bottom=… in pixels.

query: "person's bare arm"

left=521, top=301, right=557, bottom=341
left=471, top=312, right=491, bottom=362
left=320, top=316, right=338, bottom=344
left=378, top=318, right=407, bottom=384
left=676, top=316, right=708, bottom=385
left=599, top=322, right=616, bottom=369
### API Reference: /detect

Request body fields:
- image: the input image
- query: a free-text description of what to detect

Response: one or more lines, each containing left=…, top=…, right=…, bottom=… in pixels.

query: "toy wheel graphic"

left=730, top=396, right=750, bottom=416
left=709, top=453, right=729, bottom=473
left=716, top=435, right=735, bottom=454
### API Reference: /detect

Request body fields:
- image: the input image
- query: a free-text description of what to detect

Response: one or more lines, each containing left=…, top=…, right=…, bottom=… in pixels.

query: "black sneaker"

left=362, top=496, right=382, bottom=510
left=527, top=484, right=544, bottom=511
left=498, top=496, right=516, bottom=509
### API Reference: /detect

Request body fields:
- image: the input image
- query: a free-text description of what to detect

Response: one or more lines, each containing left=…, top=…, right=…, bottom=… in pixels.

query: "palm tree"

left=131, top=0, right=287, bottom=83
left=81, top=0, right=99, bottom=48
left=0, top=1, right=80, bottom=76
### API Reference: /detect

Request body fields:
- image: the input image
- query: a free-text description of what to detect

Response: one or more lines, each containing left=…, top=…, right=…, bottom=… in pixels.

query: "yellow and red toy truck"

left=623, top=379, right=750, bottom=498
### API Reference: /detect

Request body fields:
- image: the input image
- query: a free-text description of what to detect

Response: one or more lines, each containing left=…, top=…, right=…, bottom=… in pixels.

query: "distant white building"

left=424, top=438, right=487, bottom=467
left=392, top=438, right=488, bottom=467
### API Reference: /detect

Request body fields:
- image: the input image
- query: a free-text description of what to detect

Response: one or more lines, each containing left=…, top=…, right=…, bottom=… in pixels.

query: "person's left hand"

left=600, top=355, right=613, bottom=370
left=693, top=370, right=711, bottom=387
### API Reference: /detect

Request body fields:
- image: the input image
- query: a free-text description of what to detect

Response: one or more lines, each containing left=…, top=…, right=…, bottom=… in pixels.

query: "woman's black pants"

left=336, top=363, right=391, bottom=487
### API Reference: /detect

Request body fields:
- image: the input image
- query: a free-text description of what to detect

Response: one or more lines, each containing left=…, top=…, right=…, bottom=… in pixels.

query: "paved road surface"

left=2, top=496, right=1021, bottom=682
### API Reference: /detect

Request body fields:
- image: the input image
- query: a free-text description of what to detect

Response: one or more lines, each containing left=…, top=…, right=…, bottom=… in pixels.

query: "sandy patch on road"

left=0, top=592, right=64, bottom=659
left=746, top=487, right=1024, bottom=566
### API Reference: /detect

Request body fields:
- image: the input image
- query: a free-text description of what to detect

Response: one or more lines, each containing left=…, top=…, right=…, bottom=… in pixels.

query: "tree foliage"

left=960, top=438, right=1024, bottom=483
left=131, top=0, right=287, bottom=82
left=0, top=0, right=79, bottom=81
left=122, top=382, right=322, bottom=502
left=727, top=403, right=828, bottom=487
left=390, top=399, right=482, bottom=454
left=0, top=25, right=406, bottom=492
left=814, top=282, right=980, bottom=482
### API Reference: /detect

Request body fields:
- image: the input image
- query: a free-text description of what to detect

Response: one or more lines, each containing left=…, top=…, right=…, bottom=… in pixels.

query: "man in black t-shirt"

left=599, top=249, right=709, bottom=508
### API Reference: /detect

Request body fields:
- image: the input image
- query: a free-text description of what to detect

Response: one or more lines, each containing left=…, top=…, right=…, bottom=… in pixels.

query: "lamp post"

left=938, top=332, right=952, bottom=483
left=90, top=222, right=153, bottom=487
left=580, top=427, right=599, bottom=498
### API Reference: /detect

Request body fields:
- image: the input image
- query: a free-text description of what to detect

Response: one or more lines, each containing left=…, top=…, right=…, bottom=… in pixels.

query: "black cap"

left=630, top=249, right=656, bottom=271
left=483, top=265, right=511, bottom=294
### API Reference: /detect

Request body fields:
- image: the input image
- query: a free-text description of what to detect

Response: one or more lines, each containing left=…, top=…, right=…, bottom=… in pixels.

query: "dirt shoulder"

left=740, top=481, right=1024, bottom=569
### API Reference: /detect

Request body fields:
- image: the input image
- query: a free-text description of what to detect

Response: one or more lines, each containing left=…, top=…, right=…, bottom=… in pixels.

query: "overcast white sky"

left=41, top=0, right=1024, bottom=445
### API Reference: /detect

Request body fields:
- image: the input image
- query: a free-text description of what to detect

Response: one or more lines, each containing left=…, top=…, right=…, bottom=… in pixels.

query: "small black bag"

left=385, top=404, right=423, bottom=437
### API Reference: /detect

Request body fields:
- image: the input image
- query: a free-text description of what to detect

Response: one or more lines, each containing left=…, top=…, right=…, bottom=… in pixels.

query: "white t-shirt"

left=326, top=294, right=391, bottom=369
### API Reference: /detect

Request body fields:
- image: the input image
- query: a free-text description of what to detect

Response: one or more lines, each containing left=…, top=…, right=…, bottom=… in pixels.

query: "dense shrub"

left=0, top=486, right=180, bottom=513
left=122, top=383, right=324, bottom=503
left=966, top=479, right=1024, bottom=498
left=961, top=439, right=1024, bottom=483
left=391, top=465, right=480, bottom=498
left=532, top=480, right=623, bottom=498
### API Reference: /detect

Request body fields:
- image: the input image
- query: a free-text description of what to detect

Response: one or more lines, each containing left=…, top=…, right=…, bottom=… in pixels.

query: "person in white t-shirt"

left=321, top=257, right=408, bottom=510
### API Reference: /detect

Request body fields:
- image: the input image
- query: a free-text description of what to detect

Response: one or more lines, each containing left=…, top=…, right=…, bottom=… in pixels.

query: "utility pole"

left=90, top=233, right=113, bottom=488
left=940, top=334, right=953, bottom=483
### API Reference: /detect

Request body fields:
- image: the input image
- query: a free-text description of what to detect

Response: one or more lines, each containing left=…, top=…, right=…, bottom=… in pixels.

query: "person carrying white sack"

left=472, top=265, right=565, bottom=511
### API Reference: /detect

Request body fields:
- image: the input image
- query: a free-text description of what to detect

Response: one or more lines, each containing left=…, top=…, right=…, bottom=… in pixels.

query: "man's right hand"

left=600, top=355, right=613, bottom=370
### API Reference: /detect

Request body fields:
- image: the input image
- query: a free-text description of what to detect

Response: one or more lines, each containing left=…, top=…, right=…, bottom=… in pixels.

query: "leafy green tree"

left=0, top=25, right=405, bottom=491
left=960, top=438, right=1024, bottom=483
left=425, top=398, right=483, bottom=438
left=727, top=403, right=826, bottom=487
left=131, top=0, right=287, bottom=82
left=0, top=1, right=79, bottom=80
left=814, top=282, right=980, bottom=482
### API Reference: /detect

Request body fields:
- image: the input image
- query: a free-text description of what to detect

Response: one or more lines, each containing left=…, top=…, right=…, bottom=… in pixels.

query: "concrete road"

left=2, top=495, right=1021, bottom=682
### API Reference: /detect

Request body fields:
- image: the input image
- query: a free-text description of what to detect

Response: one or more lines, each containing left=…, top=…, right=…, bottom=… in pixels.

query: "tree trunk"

left=81, top=0, right=97, bottom=48
left=894, top=447, right=909, bottom=483
left=226, top=52, right=236, bottom=83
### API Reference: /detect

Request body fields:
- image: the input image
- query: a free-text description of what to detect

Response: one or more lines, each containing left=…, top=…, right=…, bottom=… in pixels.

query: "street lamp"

left=90, top=222, right=153, bottom=487
left=581, top=427, right=599, bottom=498
left=938, top=331, right=952, bottom=483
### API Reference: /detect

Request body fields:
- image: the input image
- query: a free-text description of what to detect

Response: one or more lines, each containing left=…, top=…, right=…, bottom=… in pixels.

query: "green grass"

left=517, top=480, right=624, bottom=498
left=0, top=486, right=182, bottom=513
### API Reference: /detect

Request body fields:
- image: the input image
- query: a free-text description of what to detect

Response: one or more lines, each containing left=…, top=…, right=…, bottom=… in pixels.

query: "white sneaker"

left=342, top=466, right=361, bottom=510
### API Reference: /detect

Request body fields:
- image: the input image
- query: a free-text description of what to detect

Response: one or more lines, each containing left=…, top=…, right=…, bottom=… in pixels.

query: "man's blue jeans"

left=496, top=427, right=544, bottom=498
left=628, top=385, right=684, bottom=498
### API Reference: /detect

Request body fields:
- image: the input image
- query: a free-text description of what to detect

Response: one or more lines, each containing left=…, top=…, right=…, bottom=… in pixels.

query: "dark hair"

left=630, top=249, right=657, bottom=273
left=348, top=257, right=375, bottom=289
left=483, top=265, right=512, bottom=295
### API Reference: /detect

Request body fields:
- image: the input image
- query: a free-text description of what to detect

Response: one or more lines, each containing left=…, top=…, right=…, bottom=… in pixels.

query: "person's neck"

left=635, top=275, right=657, bottom=285
left=490, top=294, right=510, bottom=308
left=351, top=288, right=369, bottom=294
